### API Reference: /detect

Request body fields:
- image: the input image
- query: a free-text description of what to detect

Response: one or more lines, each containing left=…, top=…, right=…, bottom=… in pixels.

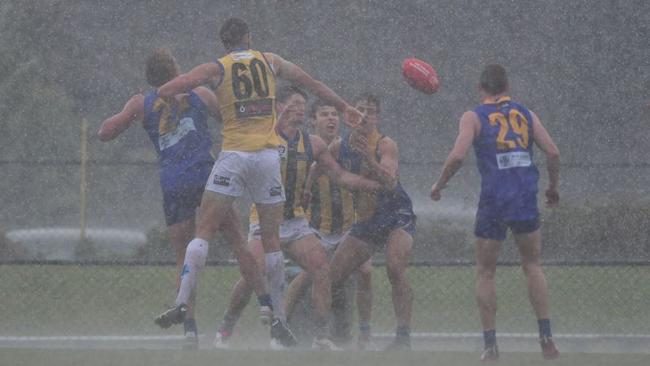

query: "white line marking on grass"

left=375, top=332, right=650, bottom=339
left=3, top=333, right=650, bottom=342
left=0, top=335, right=184, bottom=342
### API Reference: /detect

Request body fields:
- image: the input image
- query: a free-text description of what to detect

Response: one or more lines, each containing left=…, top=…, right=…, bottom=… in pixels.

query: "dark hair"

left=145, top=48, right=179, bottom=87
left=276, top=84, right=308, bottom=103
left=309, top=99, right=337, bottom=118
left=353, top=93, right=381, bottom=113
left=479, top=64, right=508, bottom=95
left=220, top=18, right=249, bottom=50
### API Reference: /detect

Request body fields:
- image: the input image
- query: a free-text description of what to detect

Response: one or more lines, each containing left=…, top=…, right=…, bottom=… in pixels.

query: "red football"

left=402, top=58, right=440, bottom=94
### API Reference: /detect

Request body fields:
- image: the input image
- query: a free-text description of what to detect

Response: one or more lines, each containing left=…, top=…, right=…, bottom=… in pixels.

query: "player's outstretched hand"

left=430, top=181, right=444, bottom=201
left=344, top=105, right=364, bottom=128
left=545, top=187, right=559, bottom=207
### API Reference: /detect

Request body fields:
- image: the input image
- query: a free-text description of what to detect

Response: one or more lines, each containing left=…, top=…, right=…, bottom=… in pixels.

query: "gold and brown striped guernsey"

left=308, top=172, right=355, bottom=235
left=250, top=129, right=313, bottom=224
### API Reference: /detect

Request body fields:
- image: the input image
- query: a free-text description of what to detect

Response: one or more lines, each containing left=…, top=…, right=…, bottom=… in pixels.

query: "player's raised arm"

left=158, top=62, right=223, bottom=98
left=98, top=94, right=145, bottom=141
left=430, top=111, right=479, bottom=200
left=312, top=135, right=380, bottom=191
left=530, top=111, right=560, bottom=206
left=265, top=52, right=363, bottom=128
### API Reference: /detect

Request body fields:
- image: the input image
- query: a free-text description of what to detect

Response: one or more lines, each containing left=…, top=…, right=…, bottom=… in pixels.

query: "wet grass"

left=1, top=348, right=649, bottom=366
left=1, top=264, right=649, bottom=336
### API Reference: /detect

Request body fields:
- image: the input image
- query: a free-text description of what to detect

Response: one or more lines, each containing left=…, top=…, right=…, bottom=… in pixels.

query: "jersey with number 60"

left=215, top=49, right=282, bottom=151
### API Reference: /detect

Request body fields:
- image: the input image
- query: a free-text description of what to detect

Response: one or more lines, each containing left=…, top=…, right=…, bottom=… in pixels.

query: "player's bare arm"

left=265, top=52, right=363, bottom=128
left=430, top=111, right=479, bottom=201
left=352, top=134, right=399, bottom=191
left=98, top=94, right=145, bottom=141
left=311, top=135, right=380, bottom=192
left=192, top=86, right=221, bottom=118
left=158, top=63, right=222, bottom=98
left=531, top=111, right=560, bottom=206
left=301, top=162, right=322, bottom=210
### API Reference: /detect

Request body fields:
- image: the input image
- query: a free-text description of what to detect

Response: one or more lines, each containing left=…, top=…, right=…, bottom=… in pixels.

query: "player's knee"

left=521, top=260, right=542, bottom=276
left=357, top=268, right=372, bottom=287
left=386, top=266, right=406, bottom=285
left=186, top=239, right=208, bottom=269
left=476, top=264, right=496, bottom=280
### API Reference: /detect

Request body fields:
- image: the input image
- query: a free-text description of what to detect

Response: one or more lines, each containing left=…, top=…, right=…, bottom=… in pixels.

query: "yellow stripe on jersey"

left=353, top=130, right=384, bottom=221
left=215, top=49, right=282, bottom=151
left=308, top=174, right=355, bottom=235
left=250, top=130, right=312, bottom=224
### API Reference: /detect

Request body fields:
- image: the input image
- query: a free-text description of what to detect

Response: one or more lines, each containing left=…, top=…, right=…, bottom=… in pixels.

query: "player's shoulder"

left=462, top=110, right=479, bottom=120
left=130, top=93, right=145, bottom=104
left=378, top=135, right=397, bottom=149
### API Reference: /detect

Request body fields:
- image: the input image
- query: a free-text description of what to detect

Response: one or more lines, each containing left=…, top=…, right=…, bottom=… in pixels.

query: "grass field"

left=1, top=349, right=650, bottom=366
left=1, top=264, right=649, bottom=339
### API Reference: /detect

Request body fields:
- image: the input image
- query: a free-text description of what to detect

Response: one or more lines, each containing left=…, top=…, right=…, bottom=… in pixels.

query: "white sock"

left=265, top=250, right=286, bottom=323
left=176, top=238, right=208, bottom=306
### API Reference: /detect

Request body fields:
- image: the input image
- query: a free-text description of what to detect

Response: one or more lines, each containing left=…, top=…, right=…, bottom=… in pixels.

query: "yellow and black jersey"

left=215, top=49, right=282, bottom=151
left=339, top=130, right=384, bottom=221
left=308, top=173, right=355, bottom=235
left=250, top=129, right=313, bottom=224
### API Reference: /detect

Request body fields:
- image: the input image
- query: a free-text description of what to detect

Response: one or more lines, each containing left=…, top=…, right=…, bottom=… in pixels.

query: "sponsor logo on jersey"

left=213, top=175, right=231, bottom=186
left=496, top=151, right=532, bottom=170
left=270, top=186, right=283, bottom=197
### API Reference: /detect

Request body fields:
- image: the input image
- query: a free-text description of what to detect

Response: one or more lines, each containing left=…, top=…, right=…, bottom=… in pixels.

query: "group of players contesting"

left=98, top=17, right=561, bottom=361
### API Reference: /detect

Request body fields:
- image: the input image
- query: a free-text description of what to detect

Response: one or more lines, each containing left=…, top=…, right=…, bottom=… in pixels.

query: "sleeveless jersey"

left=308, top=138, right=355, bottom=235
left=214, top=49, right=282, bottom=151
left=142, top=90, right=214, bottom=189
left=473, top=96, right=540, bottom=201
left=250, top=129, right=313, bottom=224
left=338, top=130, right=413, bottom=222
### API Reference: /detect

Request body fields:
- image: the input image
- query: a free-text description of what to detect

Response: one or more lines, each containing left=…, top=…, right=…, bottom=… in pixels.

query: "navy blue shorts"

left=474, top=216, right=540, bottom=241
left=349, top=213, right=416, bottom=248
left=474, top=191, right=540, bottom=240
left=161, top=163, right=212, bottom=226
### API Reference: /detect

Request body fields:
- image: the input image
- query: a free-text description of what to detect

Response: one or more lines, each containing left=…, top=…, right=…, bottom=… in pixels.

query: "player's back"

left=473, top=96, right=540, bottom=202
left=215, top=49, right=282, bottom=152
left=142, top=90, right=214, bottom=187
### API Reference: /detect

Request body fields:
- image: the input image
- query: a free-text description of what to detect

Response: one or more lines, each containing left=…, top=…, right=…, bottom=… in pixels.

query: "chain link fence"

left=2, top=160, right=650, bottom=351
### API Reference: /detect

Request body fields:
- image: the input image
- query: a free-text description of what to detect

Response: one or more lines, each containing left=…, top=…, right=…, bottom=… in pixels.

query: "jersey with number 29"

left=473, top=96, right=539, bottom=201
left=215, top=49, right=282, bottom=152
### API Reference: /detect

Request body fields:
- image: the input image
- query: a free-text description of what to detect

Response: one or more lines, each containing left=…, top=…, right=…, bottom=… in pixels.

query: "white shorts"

left=248, top=217, right=316, bottom=247
left=205, top=149, right=285, bottom=205
left=315, top=231, right=347, bottom=254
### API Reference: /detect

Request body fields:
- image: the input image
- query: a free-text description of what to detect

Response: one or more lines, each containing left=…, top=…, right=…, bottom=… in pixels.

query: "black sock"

left=396, top=325, right=410, bottom=343
left=184, top=318, right=197, bottom=333
left=257, top=293, right=273, bottom=309
left=538, top=319, right=552, bottom=338
left=483, top=329, right=496, bottom=348
left=359, top=323, right=371, bottom=334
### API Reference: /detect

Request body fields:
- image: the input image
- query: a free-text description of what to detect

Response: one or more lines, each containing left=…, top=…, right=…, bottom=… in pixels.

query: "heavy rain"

left=1, top=1, right=649, bottom=365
